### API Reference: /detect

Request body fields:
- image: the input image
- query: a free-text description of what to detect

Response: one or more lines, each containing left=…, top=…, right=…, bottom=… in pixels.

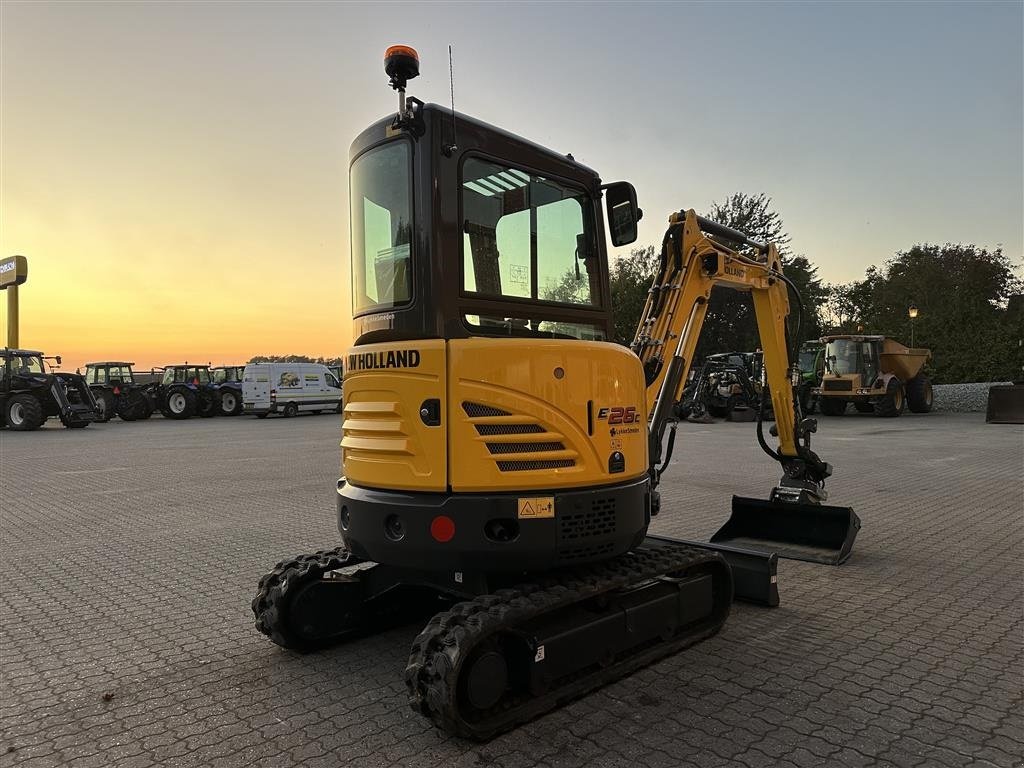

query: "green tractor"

left=797, top=341, right=824, bottom=414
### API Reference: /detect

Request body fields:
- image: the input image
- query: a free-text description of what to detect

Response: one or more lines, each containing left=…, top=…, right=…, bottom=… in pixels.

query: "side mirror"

left=604, top=182, right=641, bottom=247
left=56, top=355, right=62, bottom=365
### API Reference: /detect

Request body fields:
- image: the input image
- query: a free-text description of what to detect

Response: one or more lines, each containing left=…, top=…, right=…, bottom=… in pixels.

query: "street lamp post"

left=908, top=304, right=919, bottom=347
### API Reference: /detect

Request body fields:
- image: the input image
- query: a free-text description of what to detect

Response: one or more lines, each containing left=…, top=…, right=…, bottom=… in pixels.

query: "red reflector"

left=113, top=386, right=120, bottom=395
left=430, top=515, right=455, bottom=543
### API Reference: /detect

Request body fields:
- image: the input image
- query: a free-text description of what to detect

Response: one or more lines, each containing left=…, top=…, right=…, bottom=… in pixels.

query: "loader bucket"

left=986, top=384, right=1024, bottom=424
left=711, top=496, right=861, bottom=565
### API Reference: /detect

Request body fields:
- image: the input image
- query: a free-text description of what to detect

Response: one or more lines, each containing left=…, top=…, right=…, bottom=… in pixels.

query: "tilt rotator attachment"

left=712, top=432, right=861, bottom=566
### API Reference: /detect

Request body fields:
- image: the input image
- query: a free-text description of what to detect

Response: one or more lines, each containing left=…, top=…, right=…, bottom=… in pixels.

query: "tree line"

left=248, top=355, right=345, bottom=366
left=611, top=193, right=1023, bottom=384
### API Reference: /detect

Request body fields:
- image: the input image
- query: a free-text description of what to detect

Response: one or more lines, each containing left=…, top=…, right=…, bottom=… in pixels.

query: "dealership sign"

left=0, top=255, right=27, bottom=289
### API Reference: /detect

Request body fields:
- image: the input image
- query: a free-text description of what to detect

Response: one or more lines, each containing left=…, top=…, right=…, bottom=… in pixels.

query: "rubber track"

left=404, top=542, right=731, bottom=740
left=252, top=547, right=359, bottom=650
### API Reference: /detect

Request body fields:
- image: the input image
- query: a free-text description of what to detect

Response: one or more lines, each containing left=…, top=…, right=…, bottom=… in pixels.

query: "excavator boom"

left=635, top=210, right=860, bottom=564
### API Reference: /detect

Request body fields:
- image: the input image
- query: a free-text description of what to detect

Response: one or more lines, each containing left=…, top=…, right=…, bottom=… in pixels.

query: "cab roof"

left=350, top=103, right=600, bottom=185
left=85, top=361, right=135, bottom=367
left=3, top=348, right=45, bottom=356
left=821, top=335, right=885, bottom=342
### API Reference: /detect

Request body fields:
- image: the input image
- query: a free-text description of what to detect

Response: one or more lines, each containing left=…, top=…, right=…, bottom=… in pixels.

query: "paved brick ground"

left=1, top=412, right=1021, bottom=767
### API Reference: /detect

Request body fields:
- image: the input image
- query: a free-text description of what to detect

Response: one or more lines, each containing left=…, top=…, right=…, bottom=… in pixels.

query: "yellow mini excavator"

left=253, top=46, right=860, bottom=740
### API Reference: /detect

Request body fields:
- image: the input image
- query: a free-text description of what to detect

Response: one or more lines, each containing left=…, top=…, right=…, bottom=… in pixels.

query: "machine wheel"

left=906, top=376, right=933, bottom=413
left=283, top=402, right=298, bottom=418
left=93, top=391, right=115, bottom=423
left=6, top=395, right=44, bottom=431
left=117, top=390, right=143, bottom=421
left=197, top=393, right=218, bottom=418
left=221, top=393, right=242, bottom=417
left=853, top=401, right=874, bottom=414
left=819, top=398, right=847, bottom=416
left=875, top=378, right=905, bottom=417
left=164, top=388, right=196, bottom=419
left=218, top=390, right=242, bottom=416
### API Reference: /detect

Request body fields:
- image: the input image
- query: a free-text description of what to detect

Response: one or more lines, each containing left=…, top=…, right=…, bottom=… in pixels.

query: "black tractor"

left=211, top=365, right=245, bottom=416
left=148, top=364, right=218, bottom=420
left=1, top=348, right=99, bottom=430
left=82, top=361, right=154, bottom=422
left=676, top=352, right=769, bottom=422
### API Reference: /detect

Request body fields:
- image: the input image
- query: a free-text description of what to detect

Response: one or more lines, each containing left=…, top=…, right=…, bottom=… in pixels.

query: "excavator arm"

left=632, top=210, right=858, bottom=564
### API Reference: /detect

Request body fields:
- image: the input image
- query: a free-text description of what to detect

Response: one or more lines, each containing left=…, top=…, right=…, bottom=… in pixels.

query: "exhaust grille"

left=559, top=498, right=617, bottom=541
left=486, top=441, right=565, bottom=455
left=823, top=380, right=853, bottom=392
left=496, top=459, right=575, bottom=472
left=464, top=401, right=577, bottom=472
left=475, top=423, right=545, bottom=436
left=462, top=402, right=510, bottom=418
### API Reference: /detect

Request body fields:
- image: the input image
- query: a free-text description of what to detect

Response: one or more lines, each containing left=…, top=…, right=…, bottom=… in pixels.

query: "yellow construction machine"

left=815, top=335, right=933, bottom=416
left=253, top=46, right=860, bottom=739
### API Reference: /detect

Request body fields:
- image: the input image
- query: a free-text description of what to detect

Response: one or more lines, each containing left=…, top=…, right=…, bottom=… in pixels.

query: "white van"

left=243, top=363, right=342, bottom=418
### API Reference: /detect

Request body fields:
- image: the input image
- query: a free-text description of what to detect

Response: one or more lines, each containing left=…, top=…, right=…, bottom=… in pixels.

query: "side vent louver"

left=462, top=401, right=578, bottom=472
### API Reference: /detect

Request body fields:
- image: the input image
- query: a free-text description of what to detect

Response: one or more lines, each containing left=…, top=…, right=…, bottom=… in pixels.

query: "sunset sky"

left=2, top=2, right=1021, bottom=371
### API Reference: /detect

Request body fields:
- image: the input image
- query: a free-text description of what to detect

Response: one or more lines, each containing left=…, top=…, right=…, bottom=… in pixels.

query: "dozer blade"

left=645, top=534, right=779, bottom=607
left=711, top=496, right=861, bottom=565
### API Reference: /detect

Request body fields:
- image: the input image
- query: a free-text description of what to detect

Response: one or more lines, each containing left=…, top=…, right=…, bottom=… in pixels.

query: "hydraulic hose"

left=754, top=266, right=806, bottom=464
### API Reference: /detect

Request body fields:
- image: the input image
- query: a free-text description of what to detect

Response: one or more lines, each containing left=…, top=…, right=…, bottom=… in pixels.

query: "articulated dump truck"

left=816, top=335, right=933, bottom=417
left=252, top=45, right=861, bottom=740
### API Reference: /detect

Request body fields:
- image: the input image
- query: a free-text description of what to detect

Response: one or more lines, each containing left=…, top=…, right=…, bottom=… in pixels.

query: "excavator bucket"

left=711, top=496, right=861, bottom=565
left=986, top=384, right=1024, bottom=424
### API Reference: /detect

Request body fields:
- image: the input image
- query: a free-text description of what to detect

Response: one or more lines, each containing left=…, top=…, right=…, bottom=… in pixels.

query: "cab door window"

left=462, top=158, right=597, bottom=307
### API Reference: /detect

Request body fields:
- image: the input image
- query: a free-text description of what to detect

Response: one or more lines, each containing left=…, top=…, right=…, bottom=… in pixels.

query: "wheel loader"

left=253, top=46, right=860, bottom=740
left=814, top=335, right=933, bottom=416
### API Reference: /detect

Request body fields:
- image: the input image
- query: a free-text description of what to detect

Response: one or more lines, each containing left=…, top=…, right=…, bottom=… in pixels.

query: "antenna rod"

left=446, top=45, right=458, bottom=155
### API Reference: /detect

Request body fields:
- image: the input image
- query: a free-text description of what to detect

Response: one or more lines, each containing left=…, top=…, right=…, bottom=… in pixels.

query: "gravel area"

left=931, top=381, right=1013, bottom=412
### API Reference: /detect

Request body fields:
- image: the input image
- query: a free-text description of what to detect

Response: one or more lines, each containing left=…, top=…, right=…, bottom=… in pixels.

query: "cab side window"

left=325, top=372, right=341, bottom=389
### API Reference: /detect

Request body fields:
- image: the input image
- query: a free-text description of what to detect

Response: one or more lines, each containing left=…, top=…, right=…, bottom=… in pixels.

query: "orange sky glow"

left=2, top=3, right=1021, bottom=372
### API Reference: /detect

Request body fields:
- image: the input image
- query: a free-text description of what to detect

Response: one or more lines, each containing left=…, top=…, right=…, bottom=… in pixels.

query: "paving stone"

left=1, top=413, right=1020, bottom=767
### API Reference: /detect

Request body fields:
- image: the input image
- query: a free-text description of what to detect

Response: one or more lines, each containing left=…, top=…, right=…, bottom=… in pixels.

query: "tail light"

left=113, top=386, right=121, bottom=395
left=270, top=389, right=277, bottom=401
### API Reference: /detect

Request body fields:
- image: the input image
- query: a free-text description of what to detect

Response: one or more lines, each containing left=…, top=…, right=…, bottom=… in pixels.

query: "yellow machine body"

left=343, top=339, right=648, bottom=494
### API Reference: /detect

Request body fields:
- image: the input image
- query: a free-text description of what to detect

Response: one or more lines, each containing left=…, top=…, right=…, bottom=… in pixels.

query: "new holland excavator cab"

left=254, top=46, right=860, bottom=740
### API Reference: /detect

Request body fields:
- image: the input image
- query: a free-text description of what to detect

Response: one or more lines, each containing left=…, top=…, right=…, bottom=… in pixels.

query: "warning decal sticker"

left=517, top=497, right=555, bottom=519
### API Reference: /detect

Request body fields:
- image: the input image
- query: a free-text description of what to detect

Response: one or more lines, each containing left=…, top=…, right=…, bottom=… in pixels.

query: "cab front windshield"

left=162, top=367, right=210, bottom=385
left=825, top=339, right=878, bottom=380
left=10, top=355, right=45, bottom=376
left=798, top=348, right=821, bottom=374
left=350, top=141, right=412, bottom=315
